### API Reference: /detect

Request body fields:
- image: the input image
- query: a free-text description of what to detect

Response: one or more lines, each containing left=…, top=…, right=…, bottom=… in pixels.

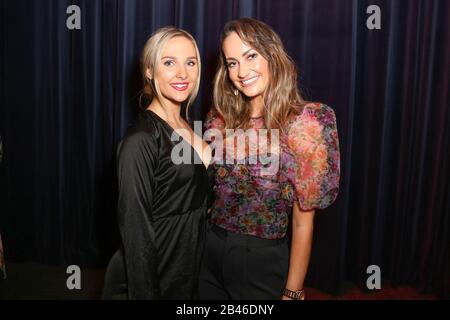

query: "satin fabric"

left=102, top=110, right=212, bottom=299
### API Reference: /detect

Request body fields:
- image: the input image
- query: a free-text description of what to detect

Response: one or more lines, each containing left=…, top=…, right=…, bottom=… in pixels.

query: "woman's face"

left=149, top=36, right=199, bottom=107
left=222, top=31, right=269, bottom=103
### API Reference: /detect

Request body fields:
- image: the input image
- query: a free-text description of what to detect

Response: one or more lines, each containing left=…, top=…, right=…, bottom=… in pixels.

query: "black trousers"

left=198, top=223, right=289, bottom=300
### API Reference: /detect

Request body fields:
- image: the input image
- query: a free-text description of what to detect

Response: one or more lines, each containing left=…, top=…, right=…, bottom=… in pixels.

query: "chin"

left=169, top=94, right=190, bottom=104
left=170, top=98, right=187, bottom=104
left=242, top=89, right=263, bottom=99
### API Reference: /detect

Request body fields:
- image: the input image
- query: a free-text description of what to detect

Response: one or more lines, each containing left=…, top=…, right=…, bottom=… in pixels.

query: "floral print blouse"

left=204, top=103, right=340, bottom=239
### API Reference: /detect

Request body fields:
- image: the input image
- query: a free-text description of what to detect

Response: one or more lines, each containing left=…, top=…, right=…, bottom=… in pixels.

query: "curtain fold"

left=0, top=0, right=448, bottom=297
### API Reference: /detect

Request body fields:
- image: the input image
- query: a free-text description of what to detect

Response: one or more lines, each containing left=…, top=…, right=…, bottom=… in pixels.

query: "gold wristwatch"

left=283, top=288, right=305, bottom=300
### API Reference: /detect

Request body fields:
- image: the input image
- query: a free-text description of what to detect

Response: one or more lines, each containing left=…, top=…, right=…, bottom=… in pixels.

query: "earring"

left=234, top=89, right=238, bottom=96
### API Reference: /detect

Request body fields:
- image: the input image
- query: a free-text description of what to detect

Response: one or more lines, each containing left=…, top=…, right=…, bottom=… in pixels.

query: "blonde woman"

left=103, top=27, right=211, bottom=300
left=199, top=18, right=340, bottom=300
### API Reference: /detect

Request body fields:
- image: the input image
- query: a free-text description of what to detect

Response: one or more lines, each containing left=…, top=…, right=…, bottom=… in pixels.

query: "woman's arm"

left=282, top=201, right=315, bottom=300
left=117, top=130, right=160, bottom=299
left=282, top=103, right=339, bottom=300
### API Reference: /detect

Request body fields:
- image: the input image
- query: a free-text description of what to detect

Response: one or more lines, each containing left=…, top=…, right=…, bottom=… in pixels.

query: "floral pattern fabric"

left=205, top=103, right=340, bottom=239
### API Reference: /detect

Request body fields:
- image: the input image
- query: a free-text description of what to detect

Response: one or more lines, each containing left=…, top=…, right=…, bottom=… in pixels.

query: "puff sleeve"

left=287, top=103, right=340, bottom=211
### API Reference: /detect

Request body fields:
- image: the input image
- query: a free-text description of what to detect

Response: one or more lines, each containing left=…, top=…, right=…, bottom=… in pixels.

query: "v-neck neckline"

left=146, top=109, right=210, bottom=170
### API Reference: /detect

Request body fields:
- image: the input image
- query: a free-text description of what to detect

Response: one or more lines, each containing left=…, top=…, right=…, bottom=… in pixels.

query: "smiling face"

left=147, top=36, right=199, bottom=108
left=222, top=31, right=270, bottom=106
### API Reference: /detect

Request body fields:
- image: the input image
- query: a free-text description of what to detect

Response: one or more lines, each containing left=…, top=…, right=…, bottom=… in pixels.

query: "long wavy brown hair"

left=140, top=27, right=201, bottom=119
left=213, top=18, right=305, bottom=130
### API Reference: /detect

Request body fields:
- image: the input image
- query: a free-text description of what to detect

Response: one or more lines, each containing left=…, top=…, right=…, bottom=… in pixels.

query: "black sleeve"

left=116, top=130, right=160, bottom=299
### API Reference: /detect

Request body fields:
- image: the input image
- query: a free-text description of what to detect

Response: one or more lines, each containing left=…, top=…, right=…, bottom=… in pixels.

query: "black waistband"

left=210, top=224, right=287, bottom=248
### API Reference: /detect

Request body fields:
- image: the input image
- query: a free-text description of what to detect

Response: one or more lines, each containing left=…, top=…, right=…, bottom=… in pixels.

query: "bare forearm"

left=285, top=220, right=313, bottom=290
left=283, top=205, right=315, bottom=299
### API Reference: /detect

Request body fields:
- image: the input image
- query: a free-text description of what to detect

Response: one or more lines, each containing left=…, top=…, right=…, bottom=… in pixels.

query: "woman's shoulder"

left=288, top=102, right=337, bottom=130
left=119, top=111, right=161, bottom=149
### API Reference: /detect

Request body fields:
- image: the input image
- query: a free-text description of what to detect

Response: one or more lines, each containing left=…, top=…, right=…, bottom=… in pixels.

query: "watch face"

left=299, top=290, right=305, bottom=300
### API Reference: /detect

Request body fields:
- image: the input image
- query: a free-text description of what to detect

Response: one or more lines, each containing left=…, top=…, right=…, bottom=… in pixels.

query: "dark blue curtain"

left=0, top=0, right=448, bottom=297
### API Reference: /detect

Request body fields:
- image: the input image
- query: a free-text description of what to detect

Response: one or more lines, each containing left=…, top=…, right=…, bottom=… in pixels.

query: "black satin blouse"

left=102, top=110, right=212, bottom=300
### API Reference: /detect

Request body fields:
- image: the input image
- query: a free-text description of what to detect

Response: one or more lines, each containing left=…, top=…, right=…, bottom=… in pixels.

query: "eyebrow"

left=161, top=56, right=198, bottom=60
left=225, top=49, right=254, bottom=61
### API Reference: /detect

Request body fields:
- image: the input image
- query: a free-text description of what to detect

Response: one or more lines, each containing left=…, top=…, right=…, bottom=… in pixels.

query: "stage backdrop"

left=0, top=0, right=449, bottom=297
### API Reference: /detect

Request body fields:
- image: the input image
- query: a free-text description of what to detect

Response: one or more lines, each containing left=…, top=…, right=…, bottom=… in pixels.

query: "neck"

left=249, top=96, right=264, bottom=118
left=147, top=98, right=181, bottom=123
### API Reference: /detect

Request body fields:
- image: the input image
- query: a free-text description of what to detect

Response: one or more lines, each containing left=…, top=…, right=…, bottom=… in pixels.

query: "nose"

left=176, top=65, right=187, bottom=79
left=237, top=63, right=250, bottom=79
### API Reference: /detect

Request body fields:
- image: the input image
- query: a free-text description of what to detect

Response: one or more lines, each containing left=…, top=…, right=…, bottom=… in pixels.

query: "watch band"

left=283, top=288, right=305, bottom=300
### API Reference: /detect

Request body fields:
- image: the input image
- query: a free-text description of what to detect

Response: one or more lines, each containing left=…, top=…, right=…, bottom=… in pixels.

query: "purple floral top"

left=205, top=103, right=340, bottom=239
